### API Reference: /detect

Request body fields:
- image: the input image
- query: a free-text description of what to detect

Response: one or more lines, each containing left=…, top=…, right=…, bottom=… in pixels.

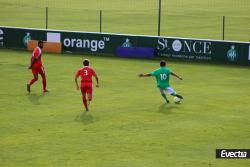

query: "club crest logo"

left=227, top=45, right=238, bottom=62
left=122, top=38, right=132, bottom=47
left=0, top=29, right=3, bottom=47
left=23, top=32, right=32, bottom=47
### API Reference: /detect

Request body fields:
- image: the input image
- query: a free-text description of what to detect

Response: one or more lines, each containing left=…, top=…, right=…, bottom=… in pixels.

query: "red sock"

left=41, top=74, right=47, bottom=91
left=82, top=96, right=88, bottom=111
left=29, top=77, right=38, bottom=86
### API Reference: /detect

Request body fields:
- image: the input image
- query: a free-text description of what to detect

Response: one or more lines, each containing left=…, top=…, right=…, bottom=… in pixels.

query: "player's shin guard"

left=82, top=96, right=88, bottom=111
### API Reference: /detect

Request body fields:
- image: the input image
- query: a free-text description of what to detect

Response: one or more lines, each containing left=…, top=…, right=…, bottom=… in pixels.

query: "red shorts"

left=81, top=84, right=93, bottom=100
left=32, top=66, right=45, bottom=75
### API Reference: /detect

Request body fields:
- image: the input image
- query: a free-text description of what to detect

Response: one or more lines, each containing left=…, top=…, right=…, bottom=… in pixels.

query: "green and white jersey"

left=151, top=67, right=172, bottom=88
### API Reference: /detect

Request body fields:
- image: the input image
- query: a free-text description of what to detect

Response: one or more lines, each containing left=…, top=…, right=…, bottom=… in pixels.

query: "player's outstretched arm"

left=138, top=73, right=152, bottom=78
left=75, top=77, right=80, bottom=90
left=171, top=72, right=183, bottom=80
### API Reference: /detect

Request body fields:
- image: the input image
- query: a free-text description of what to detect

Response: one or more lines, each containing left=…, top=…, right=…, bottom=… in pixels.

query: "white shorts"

left=159, top=87, right=176, bottom=95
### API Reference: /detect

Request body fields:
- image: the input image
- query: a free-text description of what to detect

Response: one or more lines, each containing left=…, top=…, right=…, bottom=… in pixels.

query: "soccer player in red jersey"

left=27, top=40, right=48, bottom=93
left=75, top=59, right=99, bottom=112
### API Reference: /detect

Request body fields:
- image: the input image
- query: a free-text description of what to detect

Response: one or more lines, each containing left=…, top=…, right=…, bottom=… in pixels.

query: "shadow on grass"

left=157, top=103, right=179, bottom=114
left=27, top=93, right=44, bottom=105
left=75, top=112, right=94, bottom=124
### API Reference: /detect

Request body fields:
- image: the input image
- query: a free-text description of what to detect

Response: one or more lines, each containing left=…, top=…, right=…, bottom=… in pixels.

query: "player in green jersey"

left=138, top=60, right=183, bottom=103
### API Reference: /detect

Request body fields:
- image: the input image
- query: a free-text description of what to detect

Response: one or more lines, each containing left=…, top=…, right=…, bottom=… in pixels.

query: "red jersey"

left=75, top=67, right=97, bottom=86
left=31, top=47, right=42, bottom=69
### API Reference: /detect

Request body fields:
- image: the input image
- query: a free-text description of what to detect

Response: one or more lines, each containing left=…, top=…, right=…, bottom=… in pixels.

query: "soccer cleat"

left=166, top=100, right=170, bottom=104
left=27, top=84, right=31, bottom=93
left=176, top=94, right=183, bottom=99
left=43, top=89, right=49, bottom=93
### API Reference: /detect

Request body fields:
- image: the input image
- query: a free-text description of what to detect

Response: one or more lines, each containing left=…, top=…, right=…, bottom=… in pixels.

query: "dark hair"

left=38, top=40, right=43, bottom=45
left=160, top=60, right=166, bottom=67
left=83, top=59, right=89, bottom=66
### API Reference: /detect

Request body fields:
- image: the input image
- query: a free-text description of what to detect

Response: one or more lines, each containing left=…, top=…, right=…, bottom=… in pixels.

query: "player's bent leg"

left=87, top=87, right=93, bottom=101
left=86, top=86, right=93, bottom=106
left=81, top=88, right=89, bottom=112
left=29, top=73, right=38, bottom=86
left=87, top=93, right=92, bottom=106
left=167, top=87, right=183, bottom=99
left=160, top=88, right=169, bottom=103
left=41, top=75, right=48, bottom=93
left=87, top=93, right=92, bottom=101
left=82, top=94, right=89, bottom=112
left=161, top=93, right=170, bottom=103
left=28, top=73, right=38, bottom=92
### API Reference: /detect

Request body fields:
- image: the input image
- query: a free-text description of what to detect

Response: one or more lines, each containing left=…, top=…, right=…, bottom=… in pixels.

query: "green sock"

left=171, top=93, right=176, bottom=96
left=161, top=93, right=168, bottom=102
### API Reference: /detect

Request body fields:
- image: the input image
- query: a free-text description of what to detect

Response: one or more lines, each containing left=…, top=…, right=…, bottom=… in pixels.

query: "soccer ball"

left=173, top=96, right=181, bottom=104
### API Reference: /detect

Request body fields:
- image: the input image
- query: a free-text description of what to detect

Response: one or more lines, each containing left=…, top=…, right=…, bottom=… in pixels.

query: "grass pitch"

left=0, top=49, right=250, bottom=167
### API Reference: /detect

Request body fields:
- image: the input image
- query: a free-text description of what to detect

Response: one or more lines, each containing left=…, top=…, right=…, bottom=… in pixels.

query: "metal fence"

left=0, top=6, right=250, bottom=42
